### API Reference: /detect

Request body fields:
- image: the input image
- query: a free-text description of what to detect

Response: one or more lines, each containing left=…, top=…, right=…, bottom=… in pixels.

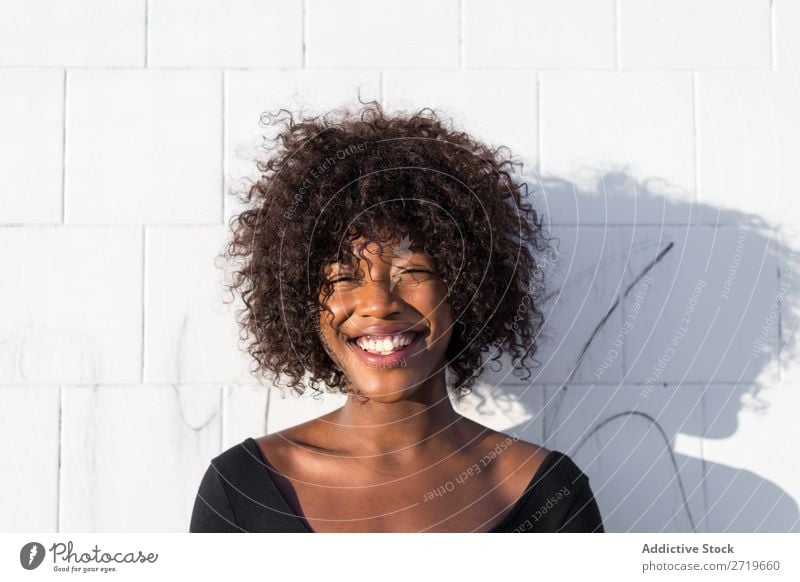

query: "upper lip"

left=344, top=323, right=427, bottom=340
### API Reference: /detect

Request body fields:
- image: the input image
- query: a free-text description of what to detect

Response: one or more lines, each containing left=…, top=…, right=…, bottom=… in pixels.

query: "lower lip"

left=346, top=333, right=426, bottom=367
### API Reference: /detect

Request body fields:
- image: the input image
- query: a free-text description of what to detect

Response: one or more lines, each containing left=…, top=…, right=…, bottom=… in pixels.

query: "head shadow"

left=458, top=167, right=800, bottom=533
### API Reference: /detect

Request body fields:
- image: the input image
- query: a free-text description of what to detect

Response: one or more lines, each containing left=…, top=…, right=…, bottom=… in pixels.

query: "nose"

left=353, top=275, right=404, bottom=319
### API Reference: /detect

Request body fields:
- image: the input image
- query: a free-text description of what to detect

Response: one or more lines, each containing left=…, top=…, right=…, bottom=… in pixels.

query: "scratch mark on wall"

left=540, top=241, right=697, bottom=531
left=573, top=410, right=697, bottom=532
left=84, top=385, right=100, bottom=531
left=171, top=384, right=219, bottom=433
left=175, top=314, right=189, bottom=385
left=565, top=242, right=674, bottom=386
left=544, top=242, right=674, bottom=443
left=0, top=327, right=99, bottom=382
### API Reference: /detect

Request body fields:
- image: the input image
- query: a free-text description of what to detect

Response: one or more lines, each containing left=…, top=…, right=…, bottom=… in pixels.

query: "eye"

left=328, top=274, right=362, bottom=290
left=398, top=268, right=430, bottom=276
left=393, top=268, right=435, bottom=287
left=331, top=277, right=356, bottom=285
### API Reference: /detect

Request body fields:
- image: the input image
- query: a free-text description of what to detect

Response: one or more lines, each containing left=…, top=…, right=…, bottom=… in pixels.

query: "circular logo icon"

left=19, top=542, right=45, bottom=570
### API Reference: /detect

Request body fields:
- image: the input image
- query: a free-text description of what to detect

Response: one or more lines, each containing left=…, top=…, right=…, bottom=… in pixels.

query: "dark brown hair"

left=223, top=100, right=552, bottom=399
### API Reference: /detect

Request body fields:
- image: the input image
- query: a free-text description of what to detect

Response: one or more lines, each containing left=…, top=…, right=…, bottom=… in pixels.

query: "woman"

left=190, top=101, right=604, bottom=533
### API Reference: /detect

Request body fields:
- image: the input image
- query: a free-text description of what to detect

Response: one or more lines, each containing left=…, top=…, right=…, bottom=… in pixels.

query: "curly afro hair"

left=223, top=99, right=553, bottom=399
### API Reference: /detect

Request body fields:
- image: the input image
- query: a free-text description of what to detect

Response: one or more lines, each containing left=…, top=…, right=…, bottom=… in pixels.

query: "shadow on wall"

left=454, top=169, right=800, bottom=533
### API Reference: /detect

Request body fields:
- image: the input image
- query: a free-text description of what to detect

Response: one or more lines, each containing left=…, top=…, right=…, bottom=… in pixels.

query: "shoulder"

left=191, top=437, right=309, bottom=533
left=470, top=422, right=590, bottom=485
left=207, top=438, right=265, bottom=478
left=461, top=420, right=552, bottom=481
left=456, top=421, right=554, bottom=504
left=252, top=411, right=353, bottom=479
left=252, top=421, right=326, bottom=477
left=495, top=435, right=591, bottom=498
left=197, top=438, right=267, bottom=493
left=190, top=441, right=258, bottom=532
left=503, top=448, right=604, bottom=533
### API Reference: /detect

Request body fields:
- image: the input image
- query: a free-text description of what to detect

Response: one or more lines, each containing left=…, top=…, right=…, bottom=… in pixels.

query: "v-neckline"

left=243, top=437, right=556, bottom=533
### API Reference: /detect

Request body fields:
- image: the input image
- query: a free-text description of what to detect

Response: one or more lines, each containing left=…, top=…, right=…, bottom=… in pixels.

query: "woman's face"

left=317, top=235, right=454, bottom=403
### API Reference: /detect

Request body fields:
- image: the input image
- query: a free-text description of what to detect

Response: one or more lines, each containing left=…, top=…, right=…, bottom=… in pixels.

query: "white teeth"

left=355, top=332, right=417, bottom=355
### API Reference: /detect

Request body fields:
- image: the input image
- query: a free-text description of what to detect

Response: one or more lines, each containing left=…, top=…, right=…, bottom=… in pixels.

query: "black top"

left=190, top=437, right=604, bottom=533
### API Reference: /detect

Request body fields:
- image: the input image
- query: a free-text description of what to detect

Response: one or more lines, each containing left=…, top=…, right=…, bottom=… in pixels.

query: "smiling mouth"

left=348, top=331, right=421, bottom=356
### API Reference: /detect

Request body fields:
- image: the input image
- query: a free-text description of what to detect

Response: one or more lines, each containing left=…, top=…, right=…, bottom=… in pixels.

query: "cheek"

left=424, top=283, right=452, bottom=319
left=317, top=292, right=347, bottom=328
left=316, top=314, right=351, bottom=371
left=319, top=308, right=343, bottom=342
left=438, top=304, right=455, bottom=345
left=316, top=307, right=343, bottom=356
left=405, top=285, right=454, bottom=341
left=431, top=286, right=455, bottom=344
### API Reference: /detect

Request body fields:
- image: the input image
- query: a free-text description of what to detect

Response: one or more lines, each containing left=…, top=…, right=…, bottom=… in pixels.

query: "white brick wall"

left=305, top=0, right=460, bottom=68
left=696, top=72, right=800, bottom=227
left=775, top=0, right=800, bottom=69
left=463, top=0, right=616, bottom=69
left=383, top=70, right=538, bottom=162
left=1, top=0, right=798, bottom=533
left=539, top=72, right=696, bottom=224
left=65, top=69, right=223, bottom=224
left=148, top=0, right=303, bottom=68
left=0, top=70, right=64, bottom=224
left=619, top=0, right=772, bottom=69
left=0, top=0, right=144, bottom=67
left=0, top=227, right=142, bottom=384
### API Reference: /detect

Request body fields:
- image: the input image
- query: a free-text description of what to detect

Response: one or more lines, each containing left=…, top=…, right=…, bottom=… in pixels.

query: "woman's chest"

left=272, top=460, right=523, bottom=533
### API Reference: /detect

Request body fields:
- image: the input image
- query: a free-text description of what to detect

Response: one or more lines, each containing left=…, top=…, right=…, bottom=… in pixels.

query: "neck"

left=332, top=370, right=468, bottom=458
